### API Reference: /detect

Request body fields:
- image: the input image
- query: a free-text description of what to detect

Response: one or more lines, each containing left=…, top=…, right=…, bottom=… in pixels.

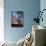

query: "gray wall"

left=40, top=0, right=46, bottom=27
left=4, top=0, right=40, bottom=42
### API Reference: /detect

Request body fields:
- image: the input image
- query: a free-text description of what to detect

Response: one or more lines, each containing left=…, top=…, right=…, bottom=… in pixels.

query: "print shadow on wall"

left=11, top=11, right=24, bottom=27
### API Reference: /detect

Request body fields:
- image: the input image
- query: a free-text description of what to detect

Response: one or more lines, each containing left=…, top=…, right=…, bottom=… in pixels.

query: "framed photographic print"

left=11, top=11, right=24, bottom=27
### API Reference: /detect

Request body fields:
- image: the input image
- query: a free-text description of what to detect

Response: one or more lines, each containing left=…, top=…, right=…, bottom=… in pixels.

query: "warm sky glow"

left=0, top=0, right=4, bottom=7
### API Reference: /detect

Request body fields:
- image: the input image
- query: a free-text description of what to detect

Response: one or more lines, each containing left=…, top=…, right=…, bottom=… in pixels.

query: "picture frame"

left=11, top=11, right=24, bottom=27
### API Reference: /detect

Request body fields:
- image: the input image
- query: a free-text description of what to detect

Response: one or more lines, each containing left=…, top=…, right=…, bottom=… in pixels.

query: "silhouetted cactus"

left=34, top=9, right=46, bottom=23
